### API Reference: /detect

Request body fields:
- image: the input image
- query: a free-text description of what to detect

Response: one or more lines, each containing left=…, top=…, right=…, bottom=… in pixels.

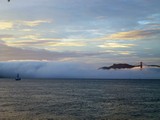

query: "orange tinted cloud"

left=98, top=43, right=135, bottom=48
left=22, top=20, right=51, bottom=27
left=100, top=29, right=160, bottom=40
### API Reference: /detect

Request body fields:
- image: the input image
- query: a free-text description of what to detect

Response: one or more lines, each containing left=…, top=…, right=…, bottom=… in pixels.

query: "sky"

left=0, top=0, right=160, bottom=78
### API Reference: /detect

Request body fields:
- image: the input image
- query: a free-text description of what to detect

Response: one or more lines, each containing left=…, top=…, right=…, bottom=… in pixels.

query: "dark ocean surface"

left=0, top=79, right=160, bottom=120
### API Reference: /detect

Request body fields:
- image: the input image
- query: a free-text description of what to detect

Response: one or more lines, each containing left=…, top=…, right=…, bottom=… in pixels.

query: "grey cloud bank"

left=0, top=61, right=160, bottom=79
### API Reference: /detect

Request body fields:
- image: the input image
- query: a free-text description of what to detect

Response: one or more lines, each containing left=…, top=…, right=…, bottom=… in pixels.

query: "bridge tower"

left=140, top=62, right=143, bottom=69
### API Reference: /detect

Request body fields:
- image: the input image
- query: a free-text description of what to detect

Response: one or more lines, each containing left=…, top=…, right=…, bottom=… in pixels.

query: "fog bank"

left=0, top=61, right=160, bottom=79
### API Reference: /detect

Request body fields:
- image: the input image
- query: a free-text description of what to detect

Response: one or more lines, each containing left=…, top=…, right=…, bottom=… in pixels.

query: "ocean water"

left=0, top=79, right=160, bottom=120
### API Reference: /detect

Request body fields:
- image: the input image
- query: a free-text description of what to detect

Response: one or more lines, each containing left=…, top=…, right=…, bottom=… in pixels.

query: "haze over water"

left=0, top=79, right=160, bottom=120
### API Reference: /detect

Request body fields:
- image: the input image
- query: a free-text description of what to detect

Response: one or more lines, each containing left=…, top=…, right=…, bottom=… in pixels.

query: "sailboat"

left=15, top=74, right=21, bottom=81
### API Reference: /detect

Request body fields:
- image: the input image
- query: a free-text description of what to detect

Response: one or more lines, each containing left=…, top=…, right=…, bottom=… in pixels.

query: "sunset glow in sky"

left=0, top=0, right=160, bottom=78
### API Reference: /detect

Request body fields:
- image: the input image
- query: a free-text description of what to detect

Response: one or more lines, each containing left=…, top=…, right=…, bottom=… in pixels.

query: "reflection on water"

left=0, top=79, right=160, bottom=120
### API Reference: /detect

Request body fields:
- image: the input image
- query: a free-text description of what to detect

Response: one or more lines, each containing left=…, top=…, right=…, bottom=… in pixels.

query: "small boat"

left=15, top=74, right=21, bottom=81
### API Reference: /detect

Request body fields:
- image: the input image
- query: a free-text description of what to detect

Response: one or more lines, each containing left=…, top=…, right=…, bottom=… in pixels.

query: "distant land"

left=99, top=63, right=136, bottom=70
left=99, top=62, right=160, bottom=70
left=148, top=65, right=160, bottom=67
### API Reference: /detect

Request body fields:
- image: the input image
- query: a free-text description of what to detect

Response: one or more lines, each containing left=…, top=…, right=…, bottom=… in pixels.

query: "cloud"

left=98, top=43, right=135, bottom=48
left=0, top=21, right=13, bottom=30
left=0, top=34, right=15, bottom=40
left=100, top=29, right=160, bottom=40
left=5, top=39, right=86, bottom=48
left=103, top=50, right=135, bottom=56
left=0, top=43, right=76, bottom=61
left=118, top=51, right=132, bottom=55
left=21, top=29, right=34, bottom=32
left=138, top=13, right=160, bottom=25
left=46, top=41, right=86, bottom=47
left=0, top=43, right=104, bottom=61
left=0, top=20, right=51, bottom=31
left=3, top=33, right=86, bottom=48
left=20, top=34, right=40, bottom=40
left=0, top=61, right=160, bottom=79
left=21, top=20, right=52, bottom=27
